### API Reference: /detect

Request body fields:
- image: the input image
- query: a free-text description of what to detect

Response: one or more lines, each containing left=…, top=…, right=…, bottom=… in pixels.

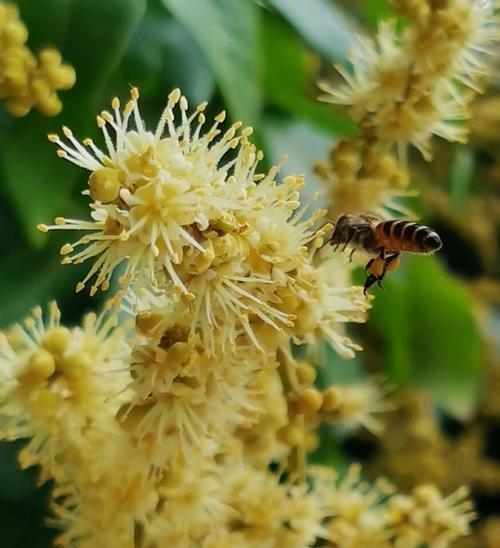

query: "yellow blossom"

left=319, top=0, right=500, bottom=160
left=117, top=332, right=264, bottom=467
left=0, top=302, right=129, bottom=480
left=40, top=87, right=370, bottom=359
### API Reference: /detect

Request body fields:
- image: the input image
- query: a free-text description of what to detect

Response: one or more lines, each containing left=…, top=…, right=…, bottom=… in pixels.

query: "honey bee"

left=328, top=213, right=442, bottom=293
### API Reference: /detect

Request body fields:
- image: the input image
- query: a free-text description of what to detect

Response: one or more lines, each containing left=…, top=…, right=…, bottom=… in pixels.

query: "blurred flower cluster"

left=316, top=0, right=499, bottom=220
left=0, top=0, right=498, bottom=546
left=0, top=1, right=75, bottom=116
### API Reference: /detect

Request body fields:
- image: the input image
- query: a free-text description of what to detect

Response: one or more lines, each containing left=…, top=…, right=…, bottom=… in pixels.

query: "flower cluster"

left=0, top=2, right=75, bottom=116
left=0, top=81, right=476, bottom=545
left=317, top=0, right=499, bottom=220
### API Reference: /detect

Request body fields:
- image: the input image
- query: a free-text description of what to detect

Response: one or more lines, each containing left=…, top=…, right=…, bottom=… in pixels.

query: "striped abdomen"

left=375, top=220, right=442, bottom=253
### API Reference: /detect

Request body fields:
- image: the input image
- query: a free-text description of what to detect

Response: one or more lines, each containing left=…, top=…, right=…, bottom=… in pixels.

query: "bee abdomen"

left=377, top=221, right=442, bottom=253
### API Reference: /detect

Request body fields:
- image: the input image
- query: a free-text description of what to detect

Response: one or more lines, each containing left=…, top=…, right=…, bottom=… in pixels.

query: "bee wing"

left=358, top=212, right=383, bottom=227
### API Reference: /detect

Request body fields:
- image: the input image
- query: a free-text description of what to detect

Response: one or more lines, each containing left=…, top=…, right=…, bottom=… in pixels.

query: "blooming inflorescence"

left=1, top=0, right=492, bottom=538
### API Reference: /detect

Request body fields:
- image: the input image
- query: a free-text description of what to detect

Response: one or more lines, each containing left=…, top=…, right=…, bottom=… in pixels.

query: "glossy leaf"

left=262, top=14, right=356, bottom=136
left=265, top=0, right=356, bottom=61
left=370, top=257, right=482, bottom=419
left=163, top=0, right=262, bottom=125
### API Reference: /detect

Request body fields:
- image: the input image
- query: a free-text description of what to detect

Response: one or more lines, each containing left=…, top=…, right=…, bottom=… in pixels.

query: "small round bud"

left=322, top=387, right=342, bottom=412
left=89, top=167, right=121, bottom=202
left=297, top=361, right=317, bottom=384
left=298, top=387, right=323, bottom=417
left=41, top=326, right=71, bottom=354
left=28, top=348, right=55, bottom=379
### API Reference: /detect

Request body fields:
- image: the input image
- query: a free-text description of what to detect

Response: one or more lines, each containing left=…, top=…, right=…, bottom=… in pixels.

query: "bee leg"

left=365, top=258, right=374, bottom=273
left=384, top=252, right=400, bottom=273
left=363, top=274, right=379, bottom=294
left=342, top=230, right=356, bottom=252
left=377, top=278, right=385, bottom=291
left=349, top=248, right=355, bottom=263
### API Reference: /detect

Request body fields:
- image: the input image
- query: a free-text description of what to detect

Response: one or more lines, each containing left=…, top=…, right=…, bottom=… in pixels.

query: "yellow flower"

left=0, top=302, right=129, bottom=479
left=40, top=88, right=257, bottom=296
left=117, top=332, right=264, bottom=467
left=322, top=377, right=393, bottom=433
left=319, top=0, right=500, bottom=160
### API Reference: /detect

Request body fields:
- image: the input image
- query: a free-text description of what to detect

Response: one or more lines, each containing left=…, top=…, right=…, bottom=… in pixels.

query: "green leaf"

left=449, top=144, right=474, bottom=214
left=370, top=273, right=413, bottom=386
left=0, top=247, right=87, bottom=329
left=163, top=0, right=262, bottom=125
left=107, top=5, right=215, bottom=105
left=62, top=0, right=147, bottom=102
left=370, top=257, right=482, bottom=419
left=265, top=0, right=356, bottom=61
left=0, top=0, right=146, bottom=246
left=362, top=0, right=392, bottom=29
left=262, top=14, right=356, bottom=136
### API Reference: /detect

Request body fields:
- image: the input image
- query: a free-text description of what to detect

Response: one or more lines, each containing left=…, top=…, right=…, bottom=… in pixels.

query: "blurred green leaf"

left=371, top=256, right=482, bottom=419
left=0, top=0, right=146, bottom=246
left=0, top=247, right=88, bottom=329
left=362, top=0, right=392, bottom=28
left=262, top=115, right=333, bottom=197
left=262, top=14, right=356, bottom=136
left=62, top=0, right=147, bottom=102
left=265, top=0, right=356, bottom=61
left=14, top=0, right=72, bottom=47
left=318, top=344, right=366, bottom=387
left=162, top=0, right=262, bottom=125
left=108, top=5, right=215, bottom=105
left=449, top=144, right=474, bottom=214
left=370, top=272, right=413, bottom=386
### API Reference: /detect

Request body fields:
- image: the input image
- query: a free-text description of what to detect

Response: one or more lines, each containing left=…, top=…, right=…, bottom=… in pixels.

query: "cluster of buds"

left=0, top=2, right=75, bottom=116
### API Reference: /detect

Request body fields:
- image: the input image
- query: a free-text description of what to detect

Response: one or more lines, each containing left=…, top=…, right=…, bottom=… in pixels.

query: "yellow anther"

left=96, top=115, right=105, bottom=127
left=111, top=97, right=120, bottom=110
left=101, top=111, right=113, bottom=123
left=215, top=111, right=226, bottom=123
left=54, top=217, right=65, bottom=225
left=168, top=88, right=181, bottom=103
left=47, top=133, right=59, bottom=143
left=37, top=224, right=49, bottom=232
left=60, top=243, right=73, bottom=255
left=62, top=126, right=73, bottom=138
left=75, top=282, right=85, bottom=293
left=57, top=150, right=67, bottom=158
left=130, top=87, right=140, bottom=100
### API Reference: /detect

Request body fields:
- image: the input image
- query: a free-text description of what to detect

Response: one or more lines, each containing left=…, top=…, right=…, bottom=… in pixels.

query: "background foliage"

left=0, top=0, right=498, bottom=545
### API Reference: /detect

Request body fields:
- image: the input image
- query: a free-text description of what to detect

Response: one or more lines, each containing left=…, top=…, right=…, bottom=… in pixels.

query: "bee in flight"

left=328, top=213, right=442, bottom=293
